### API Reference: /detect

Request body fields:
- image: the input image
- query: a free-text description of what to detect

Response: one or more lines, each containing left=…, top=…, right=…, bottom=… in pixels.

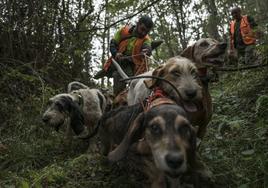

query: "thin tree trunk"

left=203, top=0, right=221, bottom=40
left=170, top=0, right=188, bottom=49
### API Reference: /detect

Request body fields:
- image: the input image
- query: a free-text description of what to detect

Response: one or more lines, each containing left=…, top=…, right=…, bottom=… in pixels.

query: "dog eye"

left=200, top=41, right=209, bottom=47
left=191, top=71, right=198, bottom=79
left=172, top=71, right=181, bottom=77
left=55, top=102, right=64, bottom=111
left=150, top=124, right=162, bottom=136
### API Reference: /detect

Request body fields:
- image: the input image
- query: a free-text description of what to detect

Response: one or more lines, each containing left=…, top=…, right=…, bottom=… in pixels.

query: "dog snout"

left=185, top=89, right=197, bottom=99
left=165, top=153, right=184, bottom=169
left=218, top=42, right=227, bottom=50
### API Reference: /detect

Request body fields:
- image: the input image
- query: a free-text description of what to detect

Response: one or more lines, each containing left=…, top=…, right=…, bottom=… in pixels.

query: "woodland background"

left=0, top=0, right=268, bottom=187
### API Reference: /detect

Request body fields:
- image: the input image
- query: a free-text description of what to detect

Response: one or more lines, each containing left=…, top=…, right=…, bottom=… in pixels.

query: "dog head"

left=108, top=104, right=196, bottom=177
left=99, top=88, right=114, bottom=112
left=181, top=38, right=227, bottom=68
left=113, top=90, right=128, bottom=108
left=42, top=93, right=85, bottom=135
left=145, top=57, right=202, bottom=112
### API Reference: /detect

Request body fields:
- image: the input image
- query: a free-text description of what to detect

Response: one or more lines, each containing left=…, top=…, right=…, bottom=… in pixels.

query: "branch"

left=74, top=0, right=162, bottom=33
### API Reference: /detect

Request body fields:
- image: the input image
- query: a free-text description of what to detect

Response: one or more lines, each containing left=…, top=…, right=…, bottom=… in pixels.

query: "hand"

left=115, top=52, right=123, bottom=61
left=141, top=49, right=149, bottom=57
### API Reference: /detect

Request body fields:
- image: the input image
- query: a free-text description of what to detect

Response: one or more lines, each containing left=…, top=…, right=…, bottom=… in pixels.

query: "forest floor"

left=0, top=67, right=267, bottom=188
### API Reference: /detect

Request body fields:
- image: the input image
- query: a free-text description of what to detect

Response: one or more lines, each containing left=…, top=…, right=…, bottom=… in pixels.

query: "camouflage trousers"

left=237, top=44, right=256, bottom=65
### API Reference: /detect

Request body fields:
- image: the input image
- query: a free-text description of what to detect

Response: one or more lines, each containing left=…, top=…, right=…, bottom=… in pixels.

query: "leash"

left=119, top=53, right=162, bottom=66
left=144, top=54, right=161, bottom=66
left=120, top=75, right=183, bottom=104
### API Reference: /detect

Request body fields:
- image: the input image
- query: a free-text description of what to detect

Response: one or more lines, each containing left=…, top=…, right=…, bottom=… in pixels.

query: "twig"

left=74, top=0, right=162, bottom=33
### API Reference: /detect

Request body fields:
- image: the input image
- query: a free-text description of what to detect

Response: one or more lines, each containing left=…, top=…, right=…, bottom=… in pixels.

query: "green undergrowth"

left=0, top=68, right=268, bottom=188
left=200, top=67, right=268, bottom=188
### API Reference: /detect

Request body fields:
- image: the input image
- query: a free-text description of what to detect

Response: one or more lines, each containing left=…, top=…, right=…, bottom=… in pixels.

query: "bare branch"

left=74, top=0, right=162, bottom=33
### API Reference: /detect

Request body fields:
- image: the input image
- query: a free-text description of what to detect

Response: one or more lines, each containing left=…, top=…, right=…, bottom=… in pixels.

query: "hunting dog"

left=127, top=38, right=227, bottom=139
left=68, top=81, right=124, bottom=110
left=127, top=57, right=208, bottom=139
left=180, top=38, right=227, bottom=85
left=42, top=87, right=107, bottom=143
left=180, top=38, right=227, bottom=70
left=97, top=100, right=199, bottom=187
left=68, top=81, right=114, bottom=112
left=128, top=38, right=227, bottom=105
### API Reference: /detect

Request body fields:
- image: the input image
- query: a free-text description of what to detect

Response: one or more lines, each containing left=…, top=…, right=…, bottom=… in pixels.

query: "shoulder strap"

left=119, top=25, right=134, bottom=44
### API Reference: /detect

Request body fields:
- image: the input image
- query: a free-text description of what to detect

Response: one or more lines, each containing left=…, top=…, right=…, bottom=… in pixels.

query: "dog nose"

left=165, top=153, right=184, bottom=169
left=42, top=115, right=49, bottom=123
left=219, top=42, right=227, bottom=49
left=185, top=89, right=197, bottom=98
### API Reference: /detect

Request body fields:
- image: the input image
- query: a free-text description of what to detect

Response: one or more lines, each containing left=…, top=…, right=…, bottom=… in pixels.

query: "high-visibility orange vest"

left=104, top=25, right=150, bottom=75
left=230, top=15, right=256, bottom=49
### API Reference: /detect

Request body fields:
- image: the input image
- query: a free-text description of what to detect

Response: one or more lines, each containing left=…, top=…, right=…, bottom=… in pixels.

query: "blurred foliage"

left=200, top=68, right=268, bottom=188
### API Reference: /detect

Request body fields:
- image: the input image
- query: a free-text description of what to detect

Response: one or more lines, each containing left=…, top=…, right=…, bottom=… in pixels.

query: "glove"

left=115, top=52, right=123, bottom=61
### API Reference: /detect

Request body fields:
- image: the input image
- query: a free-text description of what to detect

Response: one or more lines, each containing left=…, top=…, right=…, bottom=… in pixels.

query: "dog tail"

left=67, top=81, right=89, bottom=93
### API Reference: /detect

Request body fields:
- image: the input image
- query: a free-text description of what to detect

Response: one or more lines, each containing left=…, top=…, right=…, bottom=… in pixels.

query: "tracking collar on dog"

left=72, top=91, right=84, bottom=107
left=77, top=93, right=84, bottom=107
left=144, top=87, right=176, bottom=111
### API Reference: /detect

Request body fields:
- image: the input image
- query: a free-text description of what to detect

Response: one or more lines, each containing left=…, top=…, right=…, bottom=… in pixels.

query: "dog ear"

left=181, top=45, right=194, bottom=60
left=58, top=96, right=85, bottom=135
left=108, top=113, right=145, bottom=162
left=96, top=91, right=107, bottom=113
left=144, top=64, right=165, bottom=89
left=187, top=125, right=197, bottom=168
left=143, top=79, right=153, bottom=89
left=102, top=93, right=114, bottom=111
left=69, top=101, right=85, bottom=135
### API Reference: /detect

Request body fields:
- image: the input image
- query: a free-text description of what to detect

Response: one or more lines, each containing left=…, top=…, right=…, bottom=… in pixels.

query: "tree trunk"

left=203, top=0, right=221, bottom=40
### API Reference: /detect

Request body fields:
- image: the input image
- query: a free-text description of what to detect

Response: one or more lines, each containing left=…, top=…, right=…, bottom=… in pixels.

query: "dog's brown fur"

left=128, top=38, right=226, bottom=106
left=179, top=38, right=226, bottom=138
left=180, top=38, right=227, bottom=70
left=97, top=103, right=144, bottom=155
left=144, top=57, right=209, bottom=139
left=127, top=38, right=227, bottom=139
left=113, top=89, right=128, bottom=108
left=103, top=103, right=199, bottom=187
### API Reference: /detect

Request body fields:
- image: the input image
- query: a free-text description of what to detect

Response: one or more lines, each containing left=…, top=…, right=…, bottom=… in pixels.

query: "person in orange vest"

left=105, top=15, right=153, bottom=96
left=229, top=7, right=258, bottom=65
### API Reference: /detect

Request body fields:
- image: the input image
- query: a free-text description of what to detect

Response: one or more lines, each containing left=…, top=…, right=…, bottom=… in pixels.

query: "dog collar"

left=144, top=87, right=175, bottom=111
left=72, top=91, right=84, bottom=107
left=77, top=93, right=83, bottom=107
left=147, top=97, right=176, bottom=110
